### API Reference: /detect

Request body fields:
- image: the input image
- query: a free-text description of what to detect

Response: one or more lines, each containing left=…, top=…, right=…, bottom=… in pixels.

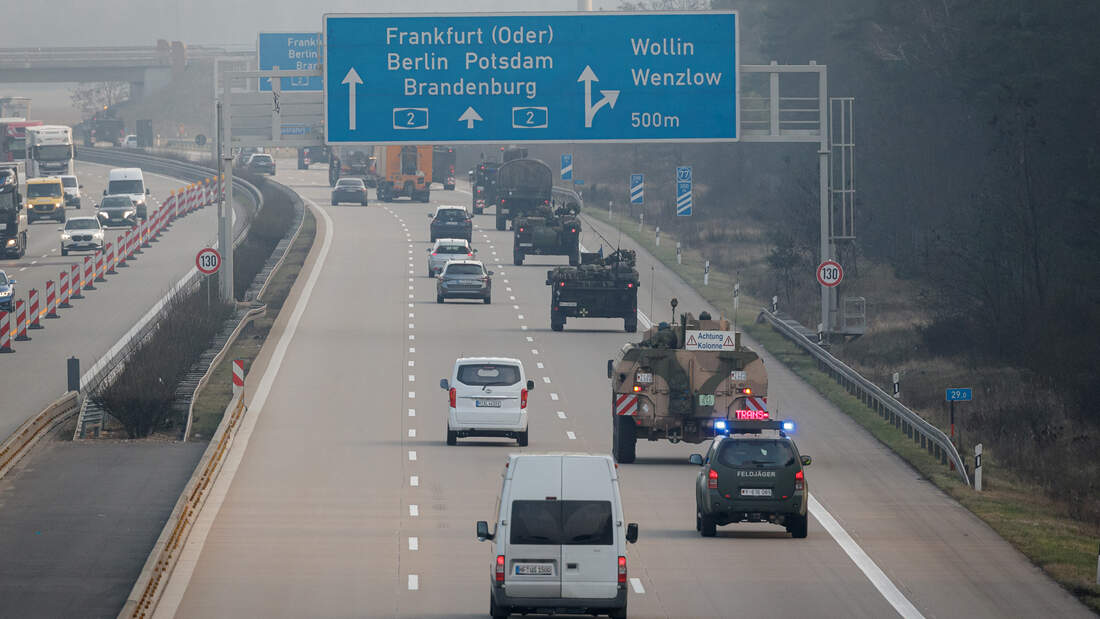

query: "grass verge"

left=584, top=205, right=1100, bottom=613
left=189, top=208, right=316, bottom=440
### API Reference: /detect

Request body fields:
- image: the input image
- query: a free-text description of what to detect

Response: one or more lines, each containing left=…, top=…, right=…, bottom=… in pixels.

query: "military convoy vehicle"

left=470, top=161, right=499, bottom=215
left=512, top=202, right=581, bottom=266
left=0, top=165, right=27, bottom=257
left=546, top=248, right=639, bottom=332
left=607, top=302, right=769, bottom=463
left=494, top=157, right=552, bottom=231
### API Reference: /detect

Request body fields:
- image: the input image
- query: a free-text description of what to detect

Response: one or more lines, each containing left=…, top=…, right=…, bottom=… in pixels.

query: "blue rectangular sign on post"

left=945, top=388, right=973, bottom=402
left=323, top=11, right=738, bottom=144
left=561, top=153, right=573, bottom=180
left=630, top=173, right=644, bottom=204
left=259, top=32, right=323, bottom=91
left=676, top=166, right=692, bottom=216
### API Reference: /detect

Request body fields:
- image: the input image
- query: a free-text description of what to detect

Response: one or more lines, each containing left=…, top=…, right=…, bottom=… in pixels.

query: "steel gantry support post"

left=217, top=90, right=235, bottom=303
left=818, top=64, right=834, bottom=335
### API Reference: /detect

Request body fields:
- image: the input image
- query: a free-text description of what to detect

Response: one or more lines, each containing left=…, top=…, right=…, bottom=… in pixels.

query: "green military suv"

left=689, top=419, right=812, bottom=538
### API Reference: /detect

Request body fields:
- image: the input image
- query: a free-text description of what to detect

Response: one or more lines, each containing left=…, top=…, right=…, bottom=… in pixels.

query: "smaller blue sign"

left=676, top=166, right=692, bottom=216
left=280, top=124, right=311, bottom=136
left=259, top=32, right=322, bottom=91
left=630, top=173, right=644, bottom=204
left=574, top=179, right=584, bottom=186
left=945, top=388, right=973, bottom=402
left=561, top=154, right=573, bottom=181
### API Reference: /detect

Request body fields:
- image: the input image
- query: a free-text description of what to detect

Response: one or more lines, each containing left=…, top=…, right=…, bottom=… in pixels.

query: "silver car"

left=60, top=216, right=105, bottom=255
left=426, top=238, right=476, bottom=277
left=436, top=260, right=492, bottom=304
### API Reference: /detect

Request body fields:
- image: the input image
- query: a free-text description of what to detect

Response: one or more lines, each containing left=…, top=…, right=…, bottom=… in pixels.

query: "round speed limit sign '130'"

left=196, top=247, right=221, bottom=275
left=817, top=260, right=843, bottom=287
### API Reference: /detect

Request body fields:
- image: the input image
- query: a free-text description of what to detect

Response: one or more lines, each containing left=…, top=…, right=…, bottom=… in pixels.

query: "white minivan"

left=105, top=168, right=149, bottom=219
left=441, top=357, right=533, bottom=446
left=476, top=454, right=639, bottom=619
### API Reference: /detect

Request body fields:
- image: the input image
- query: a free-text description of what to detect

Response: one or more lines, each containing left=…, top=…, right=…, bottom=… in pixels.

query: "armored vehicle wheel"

left=624, top=317, right=637, bottom=333
left=436, top=293, right=445, bottom=303
left=787, top=513, right=808, bottom=539
left=700, top=514, right=717, bottom=537
left=513, top=250, right=524, bottom=266
left=612, top=415, right=636, bottom=463
left=568, top=246, right=580, bottom=266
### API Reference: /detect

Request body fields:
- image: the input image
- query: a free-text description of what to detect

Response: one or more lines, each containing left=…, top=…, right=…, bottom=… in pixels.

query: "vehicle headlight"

left=61, top=232, right=71, bottom=239
left=124, top=209, right=135, bottom=217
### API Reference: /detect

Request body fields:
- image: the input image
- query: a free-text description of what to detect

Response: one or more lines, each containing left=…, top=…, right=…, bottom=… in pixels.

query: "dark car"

left=331, top=177, right=368, bottom=206
left=436, top=260, right=492, bottom=304
left=689, top=419, right=812, bottom=538
left=428, top=205, right=472, bottom=242
left=96, top=194, right=138, bottom=228
left=247, top=154, right=276, bottom=175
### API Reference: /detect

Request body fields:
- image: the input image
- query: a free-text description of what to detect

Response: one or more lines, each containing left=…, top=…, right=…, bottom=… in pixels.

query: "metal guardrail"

left=0, top=392, right=80, bottom=480
left=758, top=308, right=971, bottom=486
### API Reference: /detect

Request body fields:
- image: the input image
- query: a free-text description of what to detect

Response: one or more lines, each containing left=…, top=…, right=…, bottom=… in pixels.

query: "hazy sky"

left=2, top=2, right=621, bottom=47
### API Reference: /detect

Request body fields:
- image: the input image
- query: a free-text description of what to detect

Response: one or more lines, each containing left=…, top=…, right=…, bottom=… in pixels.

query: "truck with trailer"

left=494, top=157, right=552, bottom=231
left=0, top=165, right=27, bottom=257
left=25, top=125, right=74, bottom=177
left=607, top=306, right=769, bottom=463
left=545, top=249, right=639, bottom=332
left=327, top=147, right=375, bottom=186
left=1, top=119, right=41, bottom=163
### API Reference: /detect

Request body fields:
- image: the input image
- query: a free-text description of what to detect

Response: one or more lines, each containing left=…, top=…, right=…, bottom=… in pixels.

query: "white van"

left=105, top=168, right=149, bottom=219
left=476, top=454, right=639, bottom=619
left=441, top=357, right=533, bottom=446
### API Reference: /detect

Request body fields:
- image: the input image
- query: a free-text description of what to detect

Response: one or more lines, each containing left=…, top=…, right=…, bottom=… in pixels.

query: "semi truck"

left=432, top=146, right=456, bottom=190
left=607, top=306, right=769, bottom=463
left=1, top=119, right=41, bottom=163
left=26, top=125, right=74, bottom=177
left=0, top=165, right=27, bottom=257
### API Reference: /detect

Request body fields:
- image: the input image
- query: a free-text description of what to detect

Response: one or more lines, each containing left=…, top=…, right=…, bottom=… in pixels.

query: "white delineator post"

left=232, top=359, right=245, bottom=397
left=703, top=260, right=710, bottom=286
left=676, top=241, right=682, bottom=265
left=974, top=444, right=983, bottom=492
left=655, top=226, right=660, bottom=247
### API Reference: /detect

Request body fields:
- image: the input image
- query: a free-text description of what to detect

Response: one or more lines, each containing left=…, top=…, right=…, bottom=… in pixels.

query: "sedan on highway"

left=436, top=260, right=492, bottom=304
left=429, top=205, right=472, bottom=242
left=331, top=177, right=368, bottom=206
left=426, top=238, right=476, bottom=277
left=59, top=217, right=105, bottom=256
left=96, top=194, right=138, bottom=228
left=0, top=270, right=16, bottom=311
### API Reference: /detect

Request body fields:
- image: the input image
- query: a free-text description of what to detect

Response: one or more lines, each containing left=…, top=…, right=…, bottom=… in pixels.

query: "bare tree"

left=70, top=82, right=130, bottom=118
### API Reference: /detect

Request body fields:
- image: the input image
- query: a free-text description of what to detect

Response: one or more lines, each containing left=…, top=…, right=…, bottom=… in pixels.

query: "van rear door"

left=504, top=457, right=562, bottom=599
left=561, top=456, right=619, bottom=599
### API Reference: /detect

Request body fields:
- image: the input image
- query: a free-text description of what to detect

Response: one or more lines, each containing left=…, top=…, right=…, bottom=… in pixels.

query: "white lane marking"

left=408, top=537, right=419, bottom=551
left=518, top=314, right=525, bottom=320
left=809, top=495, right=925, bottom=619
left=506, top=287, right=512, bottom=292
left=154, top=197, right=335, bottom=617
left=503, top=279, right=509, bottom=284
left=536, top=362, right=544, bottom=369
left=557, top=411, right=567, bottom=419
left=408, top=270, right=414, bottom=275
left=408, top=375, right=415, bottom=382
left=409, top=347, right=416, bottom=353
left=542, top=376, right=551, bottom=384
left=19, top=267, right=26, bottom=271
left=408, top=391, right=416, bottom=399
left=630, top=578, right=645, bottom=594
left=513, top=305, right=519, bottom=310
left=408, top=277, right=414, bottom=282
left=410, top=475, right=419, bottom=487
left=510, top=296, right=516, bottom=301
left=409, top=409, right=416, bottom=417
left=531, top=349, right=538, bottom=355
left=525, top=336, right=533, bottom=342
left=408, top=428, right=417, bottom=438
left=409, top=334, right=415, bottom=340
left=566, top=431, right=576, bottom=440
left=521, top=326, right=528, bottom=331
left=408, top=360, right=415, bottom=367
left=408, top=574, right=419, bottom=590
left=408, top=450, right=417, bottom=461
left=409, top=313, right=415, bottom=318
left=41, top=254, right=49, bottom=258
left=550, top=393, right=559, bottom=401
left=409, top=303, right=414, bottom=308
left=30, top=260, right=37, bottom=265
left=408, top=294, right=414, bottom=299
left=408, top=323, right=415, bottom=328
left=408, top=285, right=414, bottom=290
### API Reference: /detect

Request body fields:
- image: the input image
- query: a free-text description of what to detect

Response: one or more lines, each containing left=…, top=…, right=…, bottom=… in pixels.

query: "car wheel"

left=787, top=513, right=808, bottom=539
left=331, top=199, right=338, bottom=205
left=512, top=251, right=524, bottom=266
left=490, top=593, right=510, bottom=619
left=696, top=512, right=702, bottom=532
left=483, top=295, right=491, bottom=305
left=608, top=604, right=627, bottom=619
left=362, top=200, right=368, bottom=206
left=700, top=514, right=717, bottom=537
left=436, top=294, right=444, bottom=304
left=624, top=317, right=638, bottom=333
left=61, top=246, right=68, bottom=256
left=550, top=311, right=564, bottom=332
left=446, top=429, right=457, bottom=446
left=517, top=431, right=528, bottom=447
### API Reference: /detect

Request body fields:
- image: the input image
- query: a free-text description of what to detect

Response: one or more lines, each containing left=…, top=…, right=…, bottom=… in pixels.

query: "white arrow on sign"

left=458, top=106, right=483, bottom=129
left=342, top=67, right=363, bottom=131
left=578, top=66, right=620, bottom=128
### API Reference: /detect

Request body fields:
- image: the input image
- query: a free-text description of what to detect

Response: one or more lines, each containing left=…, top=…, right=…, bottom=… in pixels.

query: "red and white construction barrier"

left=14, top=299, right=29, bottom=341
left=27, top=288, right=41, bottom=330
left=45, top=279, right=58, bottom=319
left=84, top=256, right=96, bottom=290
left=232, top=359, right=245, bottom=395
left=0, top=311, right=12, bottom=353
left=70, top=263, right=83, bottom=300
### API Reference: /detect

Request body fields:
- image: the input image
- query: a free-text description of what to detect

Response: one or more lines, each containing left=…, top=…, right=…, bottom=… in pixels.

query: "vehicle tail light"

left=795, top=470, right=804, bottom=492
left=467, top=252, right=473, bottom=257
left=496, top=555, right=506, bottom=583
left=432, top=252, right=437, bottom=256
left=449, top=387, right=456, bottom=408
left=617, top=556, right=627, bottom=584
left=707, top=469, right=718, bottom=489
left=632, top=385, right=643, bottom=393
left=570, top=228, right=576, bottom=233
left=559, top=282, right=565, bottom=287
left=519, top=227, right=525, bottom=232
left=520, top=388, right=528, bottom=409
left=738, top=387, right=752, bottom=395
left=627, top=283, right=634, bottom=288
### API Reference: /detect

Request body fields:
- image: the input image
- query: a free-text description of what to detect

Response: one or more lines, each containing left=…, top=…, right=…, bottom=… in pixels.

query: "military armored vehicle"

left=607, top=302, right=769, bottom=463
left=546, top=249, right=639, bottom=332
left=495, top=158, right=552, bottom=231
left=470, top=161, right=499, bottom=215
left=513, top=202, right=581, bottom=265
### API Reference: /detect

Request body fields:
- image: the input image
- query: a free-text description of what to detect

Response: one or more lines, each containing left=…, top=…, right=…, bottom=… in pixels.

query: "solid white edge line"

left=809, top=495, right=925, bottom=619
left=154, top=196, right=336, bottom=618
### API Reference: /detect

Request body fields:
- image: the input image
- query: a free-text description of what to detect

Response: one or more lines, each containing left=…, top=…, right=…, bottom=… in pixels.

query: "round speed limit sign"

left=817, top=260, right=843, bottom=287
left=196, top=247, right=222, bottom=275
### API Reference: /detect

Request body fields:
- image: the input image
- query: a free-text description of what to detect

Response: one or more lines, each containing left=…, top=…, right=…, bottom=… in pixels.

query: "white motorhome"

left=25, top=125, right=73, bottom=177
left=476, top=454, right=638, bottom=619
left=105, top=168, right=149, bottom=219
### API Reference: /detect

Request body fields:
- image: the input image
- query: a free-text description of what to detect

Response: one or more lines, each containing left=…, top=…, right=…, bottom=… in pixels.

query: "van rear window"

left=510, top=500, right=613, bottom=546
left=717, top=439, right=796, bottom=469
left=457, top=364, right=519, bottom=386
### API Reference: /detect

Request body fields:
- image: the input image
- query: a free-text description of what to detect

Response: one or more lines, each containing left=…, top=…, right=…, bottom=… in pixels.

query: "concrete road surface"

left=158, top=165, right=1090, bottom=618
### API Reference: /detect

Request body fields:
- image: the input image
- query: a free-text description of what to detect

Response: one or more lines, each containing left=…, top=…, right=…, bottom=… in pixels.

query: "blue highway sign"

left=630, top=173, right=644, bottom=204
left=676, top=166, right=692, bottom=216
left=945, top=388, right=973, bottom=402
left=259, top=32, right=323, bottom=91
left=561, top=153, right=573, bottom=180
left=323, top=11, right=738, bottom=144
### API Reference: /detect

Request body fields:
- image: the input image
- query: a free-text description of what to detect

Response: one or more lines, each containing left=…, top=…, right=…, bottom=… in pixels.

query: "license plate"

left=516, top=564, right=553, bottom=576
left=740, top=488, right=773, bottom=497
left=635, top=373, right=653, bottom=384
left=475, top=399, right=502, bottom=408
left=501, top=208, right=510, bottom=214
left=698, top=394, right=715, bottom=406
left=730, top=371, right=747, bottom=381
left=559, top=301, right=577, bottom=307
left=519, top=242, right=533, bottom=247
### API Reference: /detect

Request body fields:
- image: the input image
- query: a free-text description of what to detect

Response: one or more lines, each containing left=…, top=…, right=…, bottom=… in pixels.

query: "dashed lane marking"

left=566, top=431, right=576, bottom=440
left=542, top=376, right=551, bottom=384
left=409, top=409, right=416, bottom=417
left=408, top=537, right=419, bottom=551
left=531, top=349, right=538, bottom=355
left=409, top=451, right=417, bottom=461
left=408, top=391, right=416, bottom=399
left=550, top=393, right=559, bottom=401
left=525, top=336, right=533, bottom=342
left=408, top=428, right=416, bottom=438
left=557, top=411, right=567, bottom=419
left=408, top=575, right=419, bottom=590
left=536, top=362, right=544, bottom=369
left=409, top=375, right=415, bottom=382
left=410, top=475, right=419, bottom=487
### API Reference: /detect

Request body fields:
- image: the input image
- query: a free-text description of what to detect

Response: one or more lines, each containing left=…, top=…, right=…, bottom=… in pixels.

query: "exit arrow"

left=458, top=106, right=483, bottom=129
left=578, top=66, right=620, bottom=128
left=342, top=67, right=363, bottom=131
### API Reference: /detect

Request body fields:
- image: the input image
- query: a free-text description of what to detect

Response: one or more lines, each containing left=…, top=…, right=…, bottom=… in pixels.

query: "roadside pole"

left=216, top=95, right=235, bottom=303
left=974, top=444, right=982, bottom=491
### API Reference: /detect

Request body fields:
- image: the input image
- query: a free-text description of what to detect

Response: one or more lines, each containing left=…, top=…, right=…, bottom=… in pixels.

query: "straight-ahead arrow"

left=342, top=67, right=363, bottom=131
left=458, top=106, right=483, bottom=129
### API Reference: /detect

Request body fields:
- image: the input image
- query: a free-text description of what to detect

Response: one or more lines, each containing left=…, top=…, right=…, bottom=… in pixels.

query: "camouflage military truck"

left=546, top=249, right=639, bottom=332
left=607, top=305, right=769, bottom=463
left=495, top=157, right=552, bottom=231
left=513, top=202, right=581, bottom=266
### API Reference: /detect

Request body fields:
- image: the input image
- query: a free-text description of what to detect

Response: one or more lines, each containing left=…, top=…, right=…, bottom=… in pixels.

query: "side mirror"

left=472, top=248, right=478, bottom=253
left=606, top=360, right=613, bottom=379
left=8, top=279, right=16, bottom=285
left=526, top=379, right=535, bottom=391
left=688, top=454, right=704, bottom=466
left=626, top=523, right=638, bottom=544
left=476, top=520, right=493, bottom=541
left=439, top=378, right=450, bottom=390
left=487, top=270, right=494, bottom=276
left=102, top=189, right=107, bottom=196
left=801, top=455, right=812, bottom=466
left=146, top=188, right=150, bottom=195
left=426, top=213, right=433, bottom=218
left=79, top=184, right=84, bottom=189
